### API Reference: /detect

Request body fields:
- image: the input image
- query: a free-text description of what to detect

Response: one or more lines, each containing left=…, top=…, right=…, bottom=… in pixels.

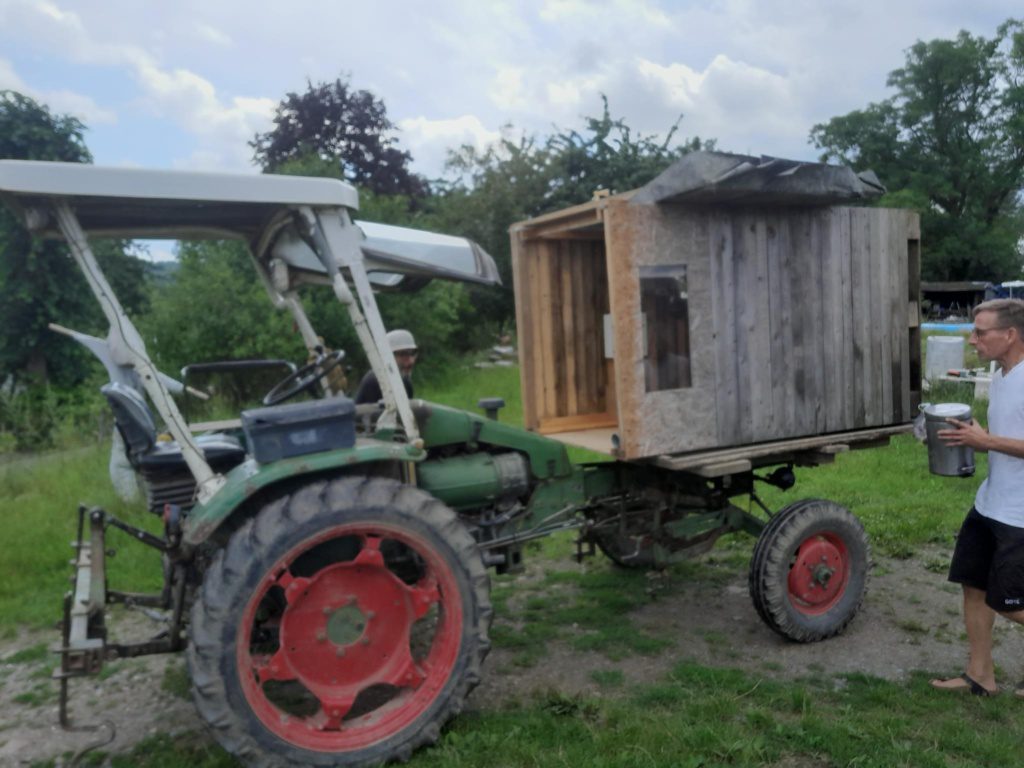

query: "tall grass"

left=419, top=364, right=525, bottom=426
left=0, top=447, right=162, bottom=631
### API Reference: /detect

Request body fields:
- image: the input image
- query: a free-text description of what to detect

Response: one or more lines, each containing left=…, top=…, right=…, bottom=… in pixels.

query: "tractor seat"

left=101, top=382, right=247, bottom=475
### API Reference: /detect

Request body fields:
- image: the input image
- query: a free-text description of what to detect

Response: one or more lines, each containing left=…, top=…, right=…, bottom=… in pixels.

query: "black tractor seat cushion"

left=137, top=434, right=247, bottom=474
left=101, top=382, right=246, bottom=475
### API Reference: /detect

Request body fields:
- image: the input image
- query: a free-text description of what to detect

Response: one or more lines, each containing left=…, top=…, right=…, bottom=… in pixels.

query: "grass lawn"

left=5, top=363, right=1015, bottom=767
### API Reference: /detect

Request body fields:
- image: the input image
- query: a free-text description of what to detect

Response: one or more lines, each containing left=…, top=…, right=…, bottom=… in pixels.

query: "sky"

left=0, top=0, right=1019, bottom=259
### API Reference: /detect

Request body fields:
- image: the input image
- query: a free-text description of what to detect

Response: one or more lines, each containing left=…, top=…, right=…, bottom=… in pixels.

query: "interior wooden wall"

left=511, top=234, right=615, bottom=432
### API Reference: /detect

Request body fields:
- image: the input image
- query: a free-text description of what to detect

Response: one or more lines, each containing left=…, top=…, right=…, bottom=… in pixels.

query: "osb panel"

left=604, top=199, right=718, bottom=460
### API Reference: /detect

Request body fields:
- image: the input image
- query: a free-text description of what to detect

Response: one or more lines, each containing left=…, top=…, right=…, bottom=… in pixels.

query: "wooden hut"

left=510, top=152, right=921, bottom=462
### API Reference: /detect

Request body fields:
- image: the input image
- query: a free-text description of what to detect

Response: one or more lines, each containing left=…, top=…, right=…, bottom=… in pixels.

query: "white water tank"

left=925, top=335, right=965, bottom=381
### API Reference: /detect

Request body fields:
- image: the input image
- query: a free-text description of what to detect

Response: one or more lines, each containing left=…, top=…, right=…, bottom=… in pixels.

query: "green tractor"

left=0, top=159, right=889, bottom=767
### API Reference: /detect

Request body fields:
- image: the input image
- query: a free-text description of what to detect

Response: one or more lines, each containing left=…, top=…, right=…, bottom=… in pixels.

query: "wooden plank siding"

left=509, top=229, right=539, bottom=431
left=510, top=226, right=615, bottom=432
left=512, top=202, right=919, bottom=460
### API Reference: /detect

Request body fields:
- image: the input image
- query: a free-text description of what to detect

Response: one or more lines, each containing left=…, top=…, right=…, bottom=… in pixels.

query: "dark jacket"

left=353, top=371, right=414, bottom=405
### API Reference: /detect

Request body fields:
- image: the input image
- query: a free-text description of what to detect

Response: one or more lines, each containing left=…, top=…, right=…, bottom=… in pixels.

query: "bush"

left=0, top=377, right=109, bottom=453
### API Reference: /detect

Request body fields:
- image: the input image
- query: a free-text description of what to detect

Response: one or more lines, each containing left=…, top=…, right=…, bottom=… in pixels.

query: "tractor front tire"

left=188, top=476, right=491, bottom=767
left=748, top=499, right=869, bottom=643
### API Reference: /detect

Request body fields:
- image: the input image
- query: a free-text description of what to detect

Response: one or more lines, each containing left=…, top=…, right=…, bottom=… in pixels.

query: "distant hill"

left=143, top=260, right=179, bottom=286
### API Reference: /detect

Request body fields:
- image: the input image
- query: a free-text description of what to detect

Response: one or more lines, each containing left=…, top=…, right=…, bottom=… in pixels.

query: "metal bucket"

left=921, top=403, right=975, bottom=477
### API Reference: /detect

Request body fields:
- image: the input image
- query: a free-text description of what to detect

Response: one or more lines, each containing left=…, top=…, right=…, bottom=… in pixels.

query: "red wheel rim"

left=786, top=531, right=849, bottom=616
left=237, top=522, right=463, bottom=752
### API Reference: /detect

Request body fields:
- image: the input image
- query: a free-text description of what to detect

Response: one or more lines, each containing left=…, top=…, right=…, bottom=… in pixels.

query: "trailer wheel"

left=188, top=476, right=491, bottom=767
left=748, top=499, right=869, bottom=643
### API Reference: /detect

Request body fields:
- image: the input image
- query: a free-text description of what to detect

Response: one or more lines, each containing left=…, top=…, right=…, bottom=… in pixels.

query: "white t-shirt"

left=975, top=361, right=1024, bottom=528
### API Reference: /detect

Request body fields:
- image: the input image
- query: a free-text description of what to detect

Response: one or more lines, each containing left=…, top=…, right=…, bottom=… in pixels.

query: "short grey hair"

left=973, top=298, right=1024, bottom=336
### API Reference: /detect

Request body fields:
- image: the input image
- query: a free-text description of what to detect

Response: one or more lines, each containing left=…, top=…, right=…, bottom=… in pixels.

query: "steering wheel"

left=262, top=350, right=346, bottom=406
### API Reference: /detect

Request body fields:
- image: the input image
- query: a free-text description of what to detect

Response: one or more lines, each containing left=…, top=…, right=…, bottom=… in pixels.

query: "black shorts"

left=948, top=507, right=1024, bottom=612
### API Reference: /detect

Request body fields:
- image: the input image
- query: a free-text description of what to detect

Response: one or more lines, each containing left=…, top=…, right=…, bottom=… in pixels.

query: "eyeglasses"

left=970, top=326, right=1008, bottom=338
left=394, top=350, right=418, bottom=359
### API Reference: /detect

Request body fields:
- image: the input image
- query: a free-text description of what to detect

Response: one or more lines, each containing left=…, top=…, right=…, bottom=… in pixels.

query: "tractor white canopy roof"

left=0, top=160, right=500, bottom=287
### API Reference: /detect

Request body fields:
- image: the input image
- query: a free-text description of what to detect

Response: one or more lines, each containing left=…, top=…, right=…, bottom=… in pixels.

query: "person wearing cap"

left=931, top=298, right=1024, bottom=698
left=354, top=329, right=418, bottom=405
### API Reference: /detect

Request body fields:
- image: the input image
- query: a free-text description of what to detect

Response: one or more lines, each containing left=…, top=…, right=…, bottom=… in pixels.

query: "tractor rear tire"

left=188, top=476, right=491, bottom=767
left=748, top=499, right=869, bottom=643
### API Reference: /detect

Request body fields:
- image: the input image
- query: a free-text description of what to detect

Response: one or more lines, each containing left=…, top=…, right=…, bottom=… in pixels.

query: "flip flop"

left=929, top=673, right=998, bottom=697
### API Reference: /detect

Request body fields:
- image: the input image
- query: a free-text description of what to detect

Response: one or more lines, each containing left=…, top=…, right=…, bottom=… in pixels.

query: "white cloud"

left=539, top=0, right=670, bottom=28
left=1, top=0, right=270, bottom=169
left=0, top=57, right=26, bottom=90
left=0, top=55, right=115, bottom=124
left=43, top=89, right=116, bottom=124
left=635, top=59, right=704, bottom=109
left=399, top=115, right=502, bottom=178
left=194, top=22, right=232, bottom=47
left=490, top=67, right=527, bottom=111
left=135, top=240, right=178, bottom=263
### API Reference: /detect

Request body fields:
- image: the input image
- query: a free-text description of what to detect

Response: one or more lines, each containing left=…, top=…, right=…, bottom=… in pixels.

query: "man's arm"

left=938, top=419, right=1024, bottom=459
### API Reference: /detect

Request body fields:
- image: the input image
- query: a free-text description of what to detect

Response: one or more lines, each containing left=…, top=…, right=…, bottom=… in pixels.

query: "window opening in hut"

left=640, top=264, right=692, bottom=392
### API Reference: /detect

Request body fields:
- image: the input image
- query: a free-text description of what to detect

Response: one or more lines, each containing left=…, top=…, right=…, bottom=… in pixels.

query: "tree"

left=0, top=91, right=148, bottom=386
left=430, top=97, right=713, bottom=328
left=252, top=77, right=427, bottom=199
left=811, top=20, right=1024, bottom=281
left=143, top=240, right=306, bottom=374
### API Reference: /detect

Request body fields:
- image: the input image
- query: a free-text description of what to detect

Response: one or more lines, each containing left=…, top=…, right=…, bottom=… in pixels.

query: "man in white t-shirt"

left=931, top=299, right=1024, bottom=698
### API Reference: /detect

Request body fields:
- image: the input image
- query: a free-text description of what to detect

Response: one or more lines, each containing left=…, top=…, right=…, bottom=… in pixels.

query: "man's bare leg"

left=931, top=586, right=997, bottom=693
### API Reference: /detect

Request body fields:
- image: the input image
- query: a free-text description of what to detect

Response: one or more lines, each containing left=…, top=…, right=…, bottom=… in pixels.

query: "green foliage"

left=0, top=91, right=149, bottom=386
left=141, top=240, right=307, bottom=374
left=251, top=77, right=427, bottom=199
left=0, top=377, right=109, bottom=452
left=811, top=20, right=1024, bottom=281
